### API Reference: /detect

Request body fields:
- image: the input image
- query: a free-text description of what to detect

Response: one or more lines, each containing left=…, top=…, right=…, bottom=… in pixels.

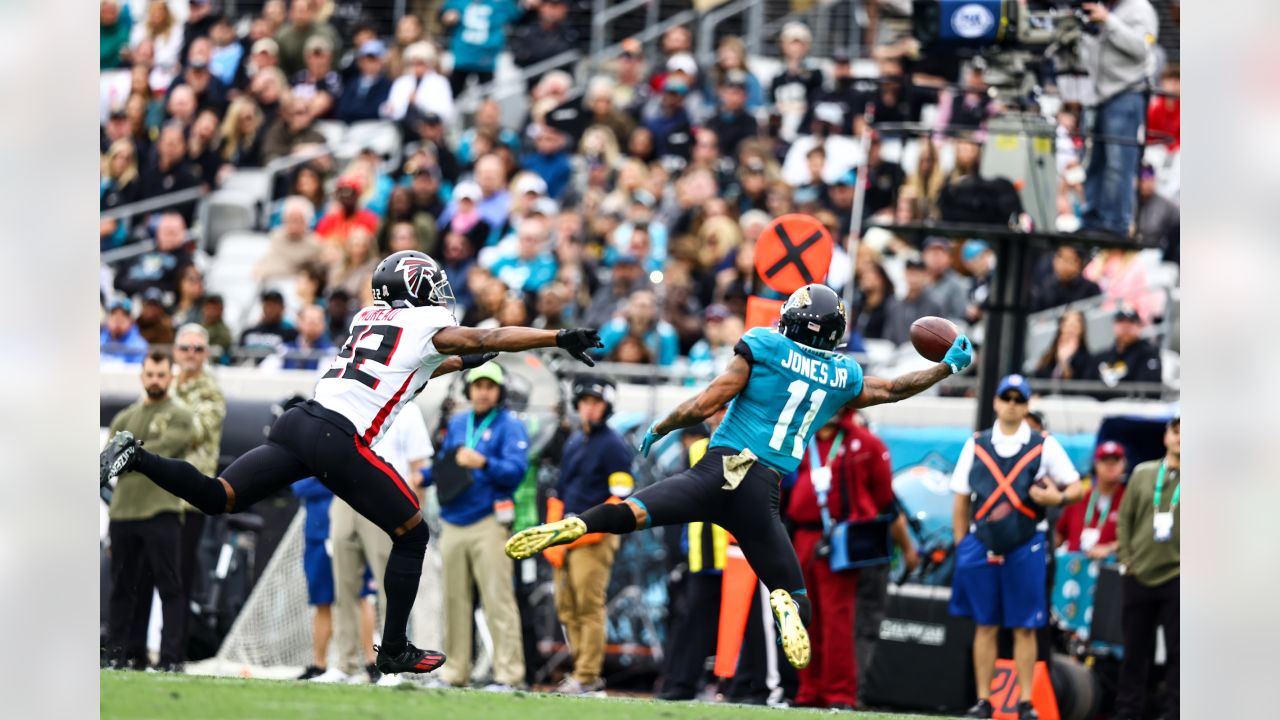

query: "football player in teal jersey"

left=506, top=284, right=972, bottom=669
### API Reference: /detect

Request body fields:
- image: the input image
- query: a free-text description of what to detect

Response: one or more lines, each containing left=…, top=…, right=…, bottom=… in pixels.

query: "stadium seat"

left=204, top=191, right=258, bottom=255
left=341, top=120, right=402, bottom=172
left=219, top=168, right=272, bottom=202
left=204, top=231, right=272, bottom=334
left=313, top=120, right=348, bottom=152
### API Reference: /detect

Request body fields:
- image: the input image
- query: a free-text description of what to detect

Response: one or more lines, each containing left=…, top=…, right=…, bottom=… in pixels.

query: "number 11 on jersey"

left=769, top=379, right=827, bottom=459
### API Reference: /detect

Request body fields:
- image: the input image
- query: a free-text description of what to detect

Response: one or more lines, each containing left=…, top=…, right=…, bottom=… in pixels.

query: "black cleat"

left=1017, top=701, right=1040, bottom=720
left=373, top=643, right=446, bottom=675
left=101, top=431, right=142, bottom=487
left=965, top=699, right=995, bottom=718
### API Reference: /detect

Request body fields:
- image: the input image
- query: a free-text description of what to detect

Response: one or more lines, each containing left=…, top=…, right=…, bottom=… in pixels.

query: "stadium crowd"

left=100, top=0, right=1180, bottom=717
left=101, top=0, right=1180, bottom=392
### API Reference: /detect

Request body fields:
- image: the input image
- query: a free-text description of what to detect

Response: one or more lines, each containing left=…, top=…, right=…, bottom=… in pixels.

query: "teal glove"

left=639, top=421, right=664, bottom=457
left=943, top=334, right=973, bottom=374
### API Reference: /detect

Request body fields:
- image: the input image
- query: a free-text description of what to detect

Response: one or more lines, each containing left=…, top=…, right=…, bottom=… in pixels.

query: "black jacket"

left=509, top=21, right=578, bottom=69
left=1086, top=339, right=1162, bottom=386
left=707, top=110, right=758, bottom=158
left=1032, top=275, right=1103, bottom=312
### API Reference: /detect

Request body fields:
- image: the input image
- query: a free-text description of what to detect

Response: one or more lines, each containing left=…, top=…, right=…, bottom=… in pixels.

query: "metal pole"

left=843, top=102, right=875, bottom=320
left=394, top=0, right=406, bottom=25
left=747, top=0, right=764, bottom=56
left=975, top=236, right=1032, bottom=430
left=592, top=0, right=608, bottom=58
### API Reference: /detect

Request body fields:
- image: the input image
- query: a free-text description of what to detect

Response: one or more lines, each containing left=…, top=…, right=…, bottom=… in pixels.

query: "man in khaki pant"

left=423, top=362, right=529, bottom=690
left=545, top=376, right=635, bottom=695
left=331, top=402, right=434, bottom=684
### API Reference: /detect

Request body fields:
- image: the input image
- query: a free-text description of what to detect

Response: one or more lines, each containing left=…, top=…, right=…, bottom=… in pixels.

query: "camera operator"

left=1078, top=0, right=1159, bottom=237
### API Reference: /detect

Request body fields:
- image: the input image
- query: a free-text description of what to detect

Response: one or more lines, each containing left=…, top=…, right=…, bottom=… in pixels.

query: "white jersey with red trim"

left=313, top=304, right=456, bottom=446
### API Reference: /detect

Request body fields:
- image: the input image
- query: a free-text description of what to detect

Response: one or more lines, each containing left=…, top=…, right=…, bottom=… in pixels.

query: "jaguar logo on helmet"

left=395, top=256, right=434, bottom=299
left=783, top=286, right=812, bottom=312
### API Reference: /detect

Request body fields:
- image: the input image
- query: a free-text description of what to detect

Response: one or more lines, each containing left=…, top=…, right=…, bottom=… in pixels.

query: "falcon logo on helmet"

left=395, top=256, right=434, bottom=299
left=372, top=250, right=456, bottom=311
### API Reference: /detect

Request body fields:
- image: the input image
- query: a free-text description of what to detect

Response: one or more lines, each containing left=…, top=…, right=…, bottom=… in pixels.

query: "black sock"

left=135, top=450, right=228, bottom=515
left=380, top=522, right=430, bottom=653
left=578, top=502, right=637, bottom=535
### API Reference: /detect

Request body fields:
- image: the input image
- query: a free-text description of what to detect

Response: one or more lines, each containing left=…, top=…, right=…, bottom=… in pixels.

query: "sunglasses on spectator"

left=999, top=393, right=1028, bottom=404
left=177, top=344, right=207, bottom=353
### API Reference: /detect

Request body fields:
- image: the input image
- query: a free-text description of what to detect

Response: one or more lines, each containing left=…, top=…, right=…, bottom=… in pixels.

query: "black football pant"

left=1115, top=575, right=1180, bottom=720
left=107, top=512, right=185, bottom=667
left=136, top=401, right=429, bottom=650
left=129, top=511, right=206, bottom=662
left=628, top=446, right=806, bottom=601
left=660, top=572, right=722, bottom=700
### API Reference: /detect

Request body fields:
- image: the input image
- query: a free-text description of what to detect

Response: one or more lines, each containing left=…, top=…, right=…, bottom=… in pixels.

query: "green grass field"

left=101, top=670, right=951, bottom=720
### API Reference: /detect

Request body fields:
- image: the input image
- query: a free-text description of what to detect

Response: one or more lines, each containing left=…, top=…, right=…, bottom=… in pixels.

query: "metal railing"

left=454, top=48, right=585, bottom=121
left=592, top=0, right=651, bottom=58
left=589, top=9, right=701, bottom=69
left=99, top=186, right=206, bottom=222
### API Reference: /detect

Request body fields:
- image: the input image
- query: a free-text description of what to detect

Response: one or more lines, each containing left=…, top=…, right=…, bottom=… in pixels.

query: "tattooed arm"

left=653, top=355, right=752, bottom=435
left=851, top=363, right=953, bottom=408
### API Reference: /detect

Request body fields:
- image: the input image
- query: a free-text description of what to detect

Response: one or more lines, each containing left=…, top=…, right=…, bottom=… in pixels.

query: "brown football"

left=910, top=316, right=959, bottom=362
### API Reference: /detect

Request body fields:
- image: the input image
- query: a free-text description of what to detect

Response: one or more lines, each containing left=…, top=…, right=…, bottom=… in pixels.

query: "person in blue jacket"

left=420, top=361, right=529, bottom=690
left=545, top=375, right=636, bottom=694
left=336, top=40, right=392, bottom=123
left=101, top=298, right=149, bottom=364
left=292, top=477, right=338, bottom=680
left=292, top=476, right=375, bottom=682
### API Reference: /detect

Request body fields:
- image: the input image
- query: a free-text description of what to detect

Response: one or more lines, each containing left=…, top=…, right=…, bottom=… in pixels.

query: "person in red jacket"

left=1146, top=64, right=1179, bottom=151
left=784, top=407, right=896, bottom=710
left=316, top=175, right=380, bottom=246
left=1055, top=441, right=1127, bottom=559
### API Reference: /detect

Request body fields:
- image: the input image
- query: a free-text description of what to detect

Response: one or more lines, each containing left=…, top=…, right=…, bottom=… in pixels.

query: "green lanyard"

left=1152, top=462, right=1180, bottom=511
left=1083, top=489, right=1112, bottom=528
left=807, top=431, right=846, bottom=471
left=466, top=411, right=498, bottom=450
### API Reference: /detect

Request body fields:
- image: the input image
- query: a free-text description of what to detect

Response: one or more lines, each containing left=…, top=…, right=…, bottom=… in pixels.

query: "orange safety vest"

left=543, top=495, right=624, bottom=569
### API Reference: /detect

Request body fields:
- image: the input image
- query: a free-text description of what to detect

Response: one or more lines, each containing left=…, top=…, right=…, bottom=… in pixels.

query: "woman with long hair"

left=1034, top=309, right=1093, bottom=381
left=705, top=36, right=764, bottom=111
left=855, top=259, right=897, bottom=341
left=173, top=265, right=206, bottom=327
left=130, top=0, right=184, bottom=92
left=904, top=137, right=946, bottom=218
left=219, top=97, right=265, bottom=171
left=101, top=139, right=141, bottom=249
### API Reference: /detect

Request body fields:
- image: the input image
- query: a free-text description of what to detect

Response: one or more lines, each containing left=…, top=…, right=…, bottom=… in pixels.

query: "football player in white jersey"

left=100, top=250, right=602, bottom=676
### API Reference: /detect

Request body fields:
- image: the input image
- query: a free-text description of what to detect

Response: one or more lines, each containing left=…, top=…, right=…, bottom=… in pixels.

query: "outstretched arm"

left=851, top=334, right=972, bottom=408
left=851, top=364, right=952, bottom=407
left=432, top=326, right=601, bottom=365
left=653, top=355, right=751, bottom=436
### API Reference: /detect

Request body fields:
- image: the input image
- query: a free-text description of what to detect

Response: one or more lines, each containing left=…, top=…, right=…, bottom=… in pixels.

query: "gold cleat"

left=504, top=517, right=587, bottom=560
left=769, top=589, right=811, bottom=669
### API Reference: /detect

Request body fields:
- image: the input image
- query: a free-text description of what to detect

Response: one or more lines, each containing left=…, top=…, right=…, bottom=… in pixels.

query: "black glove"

left=459, top=352, right=499, bottom=370
left=556, top=328, right=603, bottom=367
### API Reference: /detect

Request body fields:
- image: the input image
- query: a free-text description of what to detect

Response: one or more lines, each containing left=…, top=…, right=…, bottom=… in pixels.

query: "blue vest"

left=968, top=430, right=1045, bottom=555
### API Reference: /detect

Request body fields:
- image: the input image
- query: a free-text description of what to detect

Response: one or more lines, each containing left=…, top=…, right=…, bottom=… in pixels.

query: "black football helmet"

left=778, top=283, right=846, bottom=352
left=571, top=374, right=617, bottom=418
left=371, top=250, right=455, bottom=311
